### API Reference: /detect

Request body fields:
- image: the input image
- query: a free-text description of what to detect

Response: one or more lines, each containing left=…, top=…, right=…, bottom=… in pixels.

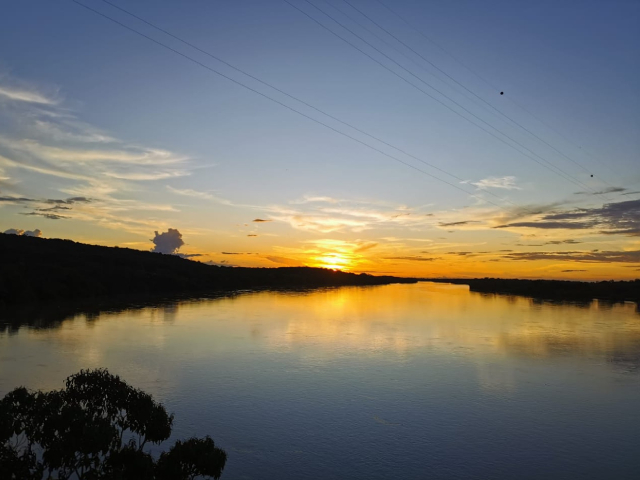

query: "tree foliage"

left=0, top=369, right=226, bottom=480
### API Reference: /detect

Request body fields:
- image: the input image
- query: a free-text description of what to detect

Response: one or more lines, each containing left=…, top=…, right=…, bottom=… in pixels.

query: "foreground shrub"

left=0, top=369, right=226, bottom=479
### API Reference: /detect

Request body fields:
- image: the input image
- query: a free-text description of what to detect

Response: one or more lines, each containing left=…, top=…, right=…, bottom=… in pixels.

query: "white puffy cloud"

left=151, top=228, right=185, bottom=254
left=3, top=228, right=23, bottom=235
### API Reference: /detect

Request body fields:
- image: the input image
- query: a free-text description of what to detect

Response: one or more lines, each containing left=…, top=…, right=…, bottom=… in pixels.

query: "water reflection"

left=2, top=283, right=639, bottom=479
left=2, top=283, right=639, bottom=374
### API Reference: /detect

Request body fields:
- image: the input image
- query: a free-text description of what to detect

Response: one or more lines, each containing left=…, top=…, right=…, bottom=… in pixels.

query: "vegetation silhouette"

left=0, top=234, right=415, bottom=306
left=431, top=278, right=640, bottom=304
left=0, top=369, right=226, bottom=480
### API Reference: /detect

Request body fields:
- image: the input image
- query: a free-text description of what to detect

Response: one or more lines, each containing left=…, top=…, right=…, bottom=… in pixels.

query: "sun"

left=314, top=253, right=352, bottom=271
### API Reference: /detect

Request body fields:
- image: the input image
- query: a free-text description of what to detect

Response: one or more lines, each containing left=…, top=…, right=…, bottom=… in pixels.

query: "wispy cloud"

left=166, top=186, right=233, bottom=205
left=263, top=198, right=429, bottom=234
left=468, top=176, right=520, bottom=190
left=0, top=85, right=57, bottom=105
left=1, top=138, right=186, bottom=166
left=21, top=211, right=67, bottom=220
left=503, top=249, right=640, bottom=263
left=384, top=256, right=439, bottom=262
left=0, top=75, right=198, bottom=235
left=265, top=255, right=302, bottom=265
left=575, top=186, right=626, bottom=195
left=495, top=199, right=640, bottom=236
left=439, top=220, right=478, bottom=227
left=290, top=195, right=341, bottom=204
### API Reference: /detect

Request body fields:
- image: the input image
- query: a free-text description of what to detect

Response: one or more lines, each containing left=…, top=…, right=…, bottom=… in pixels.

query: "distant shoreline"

left=427, top=278, right=640, bottom=304
left=2, top=234, right=637, bottom=308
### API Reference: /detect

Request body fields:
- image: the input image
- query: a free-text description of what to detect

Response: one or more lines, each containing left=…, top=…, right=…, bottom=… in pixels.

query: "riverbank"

left=428, top=278, right=640, bottom=304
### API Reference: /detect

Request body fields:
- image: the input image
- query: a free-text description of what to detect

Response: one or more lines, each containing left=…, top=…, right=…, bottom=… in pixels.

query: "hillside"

left=0, top=234, right=416, bottom=305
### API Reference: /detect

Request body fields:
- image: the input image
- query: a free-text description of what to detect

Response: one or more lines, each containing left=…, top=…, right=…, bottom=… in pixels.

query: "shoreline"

left=427, top=278, right=640, bottom=304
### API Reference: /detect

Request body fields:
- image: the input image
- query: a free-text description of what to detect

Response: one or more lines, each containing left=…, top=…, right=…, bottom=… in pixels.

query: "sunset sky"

left=1, top=0, right=638, bottom=279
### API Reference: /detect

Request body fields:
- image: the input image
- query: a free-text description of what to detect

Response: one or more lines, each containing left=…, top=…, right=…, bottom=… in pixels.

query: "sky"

left=0, top=0, right=638, bottom=279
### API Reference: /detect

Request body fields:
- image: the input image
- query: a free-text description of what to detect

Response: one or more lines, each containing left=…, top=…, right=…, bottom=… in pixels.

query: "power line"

left=70, top=0, right=505, bottom=210
left=342, top=0, right=614, bottom=184
left=375, top=0, right=625, bottom=187
left=319, top=0, right=504, bottom=124
left=289, top=0, right=611, bottom=199
left=324, top=0, right=524, bottom=135
left=96, top=0, right=514, bottom=207
left=320, top=0, right=616, bottom=205
left=504, top=96, right=626, bottom=184
left=96, top=0, right=508, bottom=201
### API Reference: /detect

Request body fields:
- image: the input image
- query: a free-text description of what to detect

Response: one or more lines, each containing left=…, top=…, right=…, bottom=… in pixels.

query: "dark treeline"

left=0, top=234, right=416, bottom=306
left=430, top=278, right=640, bottom=303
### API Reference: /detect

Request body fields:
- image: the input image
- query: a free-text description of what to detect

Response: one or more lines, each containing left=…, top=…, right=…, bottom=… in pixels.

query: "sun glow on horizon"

left=313, top=253, right=352, bottom=271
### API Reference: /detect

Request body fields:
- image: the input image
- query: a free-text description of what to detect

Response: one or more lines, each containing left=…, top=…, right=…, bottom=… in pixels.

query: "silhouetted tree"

left=0, top=369, right=226, bottom=479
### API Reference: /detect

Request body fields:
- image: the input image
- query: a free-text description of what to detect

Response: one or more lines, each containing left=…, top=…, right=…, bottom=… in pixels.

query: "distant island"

left=0, top=234, right=416, bottom=306
left=429, top=278, right=640, bottom=304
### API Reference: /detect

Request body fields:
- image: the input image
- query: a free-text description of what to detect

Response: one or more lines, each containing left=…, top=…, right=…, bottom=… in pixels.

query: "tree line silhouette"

left=431, top=278, right=640, bottom=304
left=0, top=234, right=416, bottom=306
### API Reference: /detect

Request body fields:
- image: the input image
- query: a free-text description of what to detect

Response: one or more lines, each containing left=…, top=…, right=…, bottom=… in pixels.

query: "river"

left=1, top=282, right=639, bottom=479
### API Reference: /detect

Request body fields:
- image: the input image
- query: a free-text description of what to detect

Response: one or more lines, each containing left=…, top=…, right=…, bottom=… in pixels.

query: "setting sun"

left=314, top=253, right=352, bottom=271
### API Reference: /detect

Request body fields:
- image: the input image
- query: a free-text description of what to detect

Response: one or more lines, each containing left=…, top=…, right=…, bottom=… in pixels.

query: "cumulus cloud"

left=3, top=228, right=42, bottom=236
left=205, top=260, right=235, bottom=267
left=151, top=228, right=185, bottom=254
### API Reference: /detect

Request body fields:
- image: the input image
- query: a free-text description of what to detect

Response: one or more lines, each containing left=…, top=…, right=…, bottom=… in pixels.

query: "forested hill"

left=0, top=234, right=416, bottom=305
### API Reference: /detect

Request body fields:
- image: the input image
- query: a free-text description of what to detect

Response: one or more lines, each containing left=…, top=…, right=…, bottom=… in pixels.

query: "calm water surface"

left=1, top=283, right=639, bottom=479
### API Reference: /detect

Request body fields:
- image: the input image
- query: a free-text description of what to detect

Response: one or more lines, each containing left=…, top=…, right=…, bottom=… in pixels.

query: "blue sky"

left=1, top=0, right=638, bottom=278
